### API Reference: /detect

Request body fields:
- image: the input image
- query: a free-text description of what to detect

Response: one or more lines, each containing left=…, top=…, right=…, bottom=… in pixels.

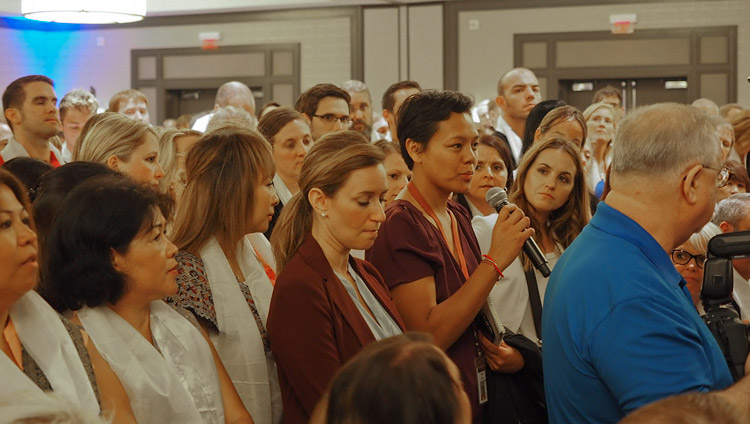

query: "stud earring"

left=321, top=212, right=327, bottom=217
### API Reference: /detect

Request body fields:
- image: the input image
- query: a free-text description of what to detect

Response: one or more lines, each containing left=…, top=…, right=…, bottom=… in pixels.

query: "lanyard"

left=3, top=318, right=23, bottom=370
left=407, top=182, right=470, bottom=280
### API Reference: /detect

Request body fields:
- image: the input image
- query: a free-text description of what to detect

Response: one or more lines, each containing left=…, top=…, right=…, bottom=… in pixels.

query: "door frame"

left=513, top=26, right=737, bottom=105
left=132, top=43, right=300, bottom=124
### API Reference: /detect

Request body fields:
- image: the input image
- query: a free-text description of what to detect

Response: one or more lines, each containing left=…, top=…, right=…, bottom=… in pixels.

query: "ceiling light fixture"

left=22, top=0, right=146, bottom=24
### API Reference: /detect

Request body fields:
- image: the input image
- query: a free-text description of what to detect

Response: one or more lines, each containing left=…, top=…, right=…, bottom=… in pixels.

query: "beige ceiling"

left=0, top=0, right=450, bottom=17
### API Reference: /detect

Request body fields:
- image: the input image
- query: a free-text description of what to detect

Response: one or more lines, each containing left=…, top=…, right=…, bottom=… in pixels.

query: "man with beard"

left=1, top=75, right=65, bottom=166
left=495, top=68, right=541, bottom=165
left=341, top=80, right=375, bottom=141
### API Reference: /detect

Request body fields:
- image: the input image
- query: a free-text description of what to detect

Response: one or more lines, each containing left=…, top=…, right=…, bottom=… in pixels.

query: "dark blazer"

left=263, top=201, right=284, bottom=240
left=266, top=233, right=405, bottom=424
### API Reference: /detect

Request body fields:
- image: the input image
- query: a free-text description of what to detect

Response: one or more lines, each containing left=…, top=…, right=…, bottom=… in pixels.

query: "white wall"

left=364, top=4, right=443, bottom=111
left=1, top=1, right=748, bottom=117
left=0, top=15, right=351, bottom=114
left=458, top=0, right=750, bottom=106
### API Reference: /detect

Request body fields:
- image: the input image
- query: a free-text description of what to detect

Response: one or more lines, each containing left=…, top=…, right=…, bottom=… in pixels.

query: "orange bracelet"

left=481, top=254, right=503, bottom=278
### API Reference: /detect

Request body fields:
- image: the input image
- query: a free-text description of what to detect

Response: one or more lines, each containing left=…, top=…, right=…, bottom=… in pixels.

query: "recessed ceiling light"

left=22, top=0, right=147, bottom=24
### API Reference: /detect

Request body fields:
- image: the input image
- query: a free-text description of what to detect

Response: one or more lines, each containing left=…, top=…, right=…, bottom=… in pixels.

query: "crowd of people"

left=2, top=67, right=750, bottom=424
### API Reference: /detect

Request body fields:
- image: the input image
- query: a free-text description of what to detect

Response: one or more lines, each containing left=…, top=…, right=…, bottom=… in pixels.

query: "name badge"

left=475, top=357, right=488, bottom=405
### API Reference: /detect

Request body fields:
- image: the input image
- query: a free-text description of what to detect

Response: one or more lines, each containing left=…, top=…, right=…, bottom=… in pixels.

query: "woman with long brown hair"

left=168, top=127, right=281, bottom=424
left=267, top=131, right=405, bottom=424
left=473, top=134, right=590, bottom=345
left=257, top=107, right=312, bottom=238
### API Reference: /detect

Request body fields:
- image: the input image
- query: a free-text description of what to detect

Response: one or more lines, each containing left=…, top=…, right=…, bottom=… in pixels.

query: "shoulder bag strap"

left=524, top=268, right=543, bottom=340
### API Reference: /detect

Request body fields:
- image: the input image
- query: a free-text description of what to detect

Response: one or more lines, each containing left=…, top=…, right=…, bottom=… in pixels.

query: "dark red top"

left=267, top=233, right=405, bottom=424
left=366, top=199, right=483, bottom=423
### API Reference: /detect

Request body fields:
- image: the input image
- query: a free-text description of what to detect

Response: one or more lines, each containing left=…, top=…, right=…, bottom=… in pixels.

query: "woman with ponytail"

left=267, top=130, right=405, bottom=424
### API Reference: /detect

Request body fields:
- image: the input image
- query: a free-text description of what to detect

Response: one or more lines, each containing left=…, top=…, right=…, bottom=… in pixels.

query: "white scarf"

left=200, top=234, right=281, bottom=424
left=78, top=301, right=224, bottom=424
left=7, top=291, right=99, bottom=415
left=272, top=174, right=293, bottom=206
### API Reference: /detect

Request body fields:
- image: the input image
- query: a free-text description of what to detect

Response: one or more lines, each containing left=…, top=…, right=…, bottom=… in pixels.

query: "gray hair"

left=59, top=89, right=98, bottom=121
left=688, top=221, right=722, bottom=253
left=341, top=80, right=370, bottom=96
left=206, top=106, right=257, bottom=132
left=712, top=193, right=750, bottom=227
left=692, top=98, right=720, bottom=116
left=214, top=81, right=254, bottom=109
left=611, top=103, right=723, bottom=178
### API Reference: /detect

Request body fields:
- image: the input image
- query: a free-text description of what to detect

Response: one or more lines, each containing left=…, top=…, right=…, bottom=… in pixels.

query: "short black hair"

left=41, top=176, right=173, bottom=312
left=2, top=75, right=54, bottom=131
left=381, top=80, right=421, bottom=113
left=1, top=157, right=52, bottom=202
left=294, top=84, right=351, bottom=117
left=397, top=90, right=473, bottom=169
left=32, top=162, right=121, bottom=256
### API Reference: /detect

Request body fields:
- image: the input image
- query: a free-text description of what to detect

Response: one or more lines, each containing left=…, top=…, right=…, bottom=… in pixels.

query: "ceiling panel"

left=0, top=0, right=453, bottom=18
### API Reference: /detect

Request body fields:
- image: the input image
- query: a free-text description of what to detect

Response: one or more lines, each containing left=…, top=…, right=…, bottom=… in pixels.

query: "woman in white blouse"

left=473, top=134, right=590, bottom=345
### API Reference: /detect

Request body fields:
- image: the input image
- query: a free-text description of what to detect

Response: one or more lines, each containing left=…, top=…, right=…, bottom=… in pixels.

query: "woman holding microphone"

left=367, top=90, right=531, bottom=423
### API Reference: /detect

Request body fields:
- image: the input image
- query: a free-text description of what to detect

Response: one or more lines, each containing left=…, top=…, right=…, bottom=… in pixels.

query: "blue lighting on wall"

left=0, top=17, right=94, bottom=98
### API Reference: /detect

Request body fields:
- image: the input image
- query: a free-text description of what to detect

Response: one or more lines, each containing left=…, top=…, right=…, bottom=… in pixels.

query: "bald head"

left=215, top=81, right=256, bottom=115
left=495, top=67, right=541, bottom=123
left=497, top=67, right=537, bottom=96
left=692, top=98, right=720, bottom=116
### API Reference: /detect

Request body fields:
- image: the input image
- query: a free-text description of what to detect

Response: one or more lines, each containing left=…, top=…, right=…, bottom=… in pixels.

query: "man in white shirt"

left=494, top=68, right=541, bottom=166
left=1, top=74, right=64, bottom=167
left=712, top=193, right=750, bottom=318
left=192, top=81, right=256, bottom=132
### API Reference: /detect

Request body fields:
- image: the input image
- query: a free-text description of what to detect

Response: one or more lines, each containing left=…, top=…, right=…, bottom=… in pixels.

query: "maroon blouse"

left=366, top=199, right=483, bottom=423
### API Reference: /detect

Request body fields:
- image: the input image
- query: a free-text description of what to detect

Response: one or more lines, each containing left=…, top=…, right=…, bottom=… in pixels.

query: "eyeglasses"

left=670, top=249, right=707, bottom=269
left=702, top=165, right=730, bottom=188
left=313, top=114, right=352, bottom=127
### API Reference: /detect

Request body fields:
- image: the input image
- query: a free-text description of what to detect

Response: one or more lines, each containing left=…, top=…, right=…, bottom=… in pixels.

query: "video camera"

left=702, top=231, right=750, bottom=381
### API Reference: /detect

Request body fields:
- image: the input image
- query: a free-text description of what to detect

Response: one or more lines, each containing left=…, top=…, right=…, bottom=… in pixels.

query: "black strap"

left=524, top=269, right=543, bottom=340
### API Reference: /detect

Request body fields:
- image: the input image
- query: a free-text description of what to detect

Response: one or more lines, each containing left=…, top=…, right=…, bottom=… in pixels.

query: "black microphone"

left=485, top=187, right=551, bottom=277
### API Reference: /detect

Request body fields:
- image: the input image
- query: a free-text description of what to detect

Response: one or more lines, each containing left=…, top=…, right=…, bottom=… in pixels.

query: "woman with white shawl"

left=41, top=175, right=253, bottom=423
left=0, top=168, right=135, bottom=422
left=169, top=127, right=282, bottom=424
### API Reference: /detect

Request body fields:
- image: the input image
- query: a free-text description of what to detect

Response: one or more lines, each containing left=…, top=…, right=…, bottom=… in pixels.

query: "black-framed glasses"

left=702, top=165, right=730, bottom=188
left=670, top=249, right=707, bottom=269
left=313, top=114, right=352, bottom=127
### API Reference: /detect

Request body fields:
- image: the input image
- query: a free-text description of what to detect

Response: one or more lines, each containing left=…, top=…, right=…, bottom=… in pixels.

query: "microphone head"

left=486, top=187, right=508, bottom=210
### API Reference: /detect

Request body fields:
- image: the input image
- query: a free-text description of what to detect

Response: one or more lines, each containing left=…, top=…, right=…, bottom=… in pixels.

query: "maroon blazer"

left=267, top=233, right=405, bottom=424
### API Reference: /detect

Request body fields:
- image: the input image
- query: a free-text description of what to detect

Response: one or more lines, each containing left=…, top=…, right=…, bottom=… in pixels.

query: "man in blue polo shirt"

left=542, top=103, right=738, bottom=423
